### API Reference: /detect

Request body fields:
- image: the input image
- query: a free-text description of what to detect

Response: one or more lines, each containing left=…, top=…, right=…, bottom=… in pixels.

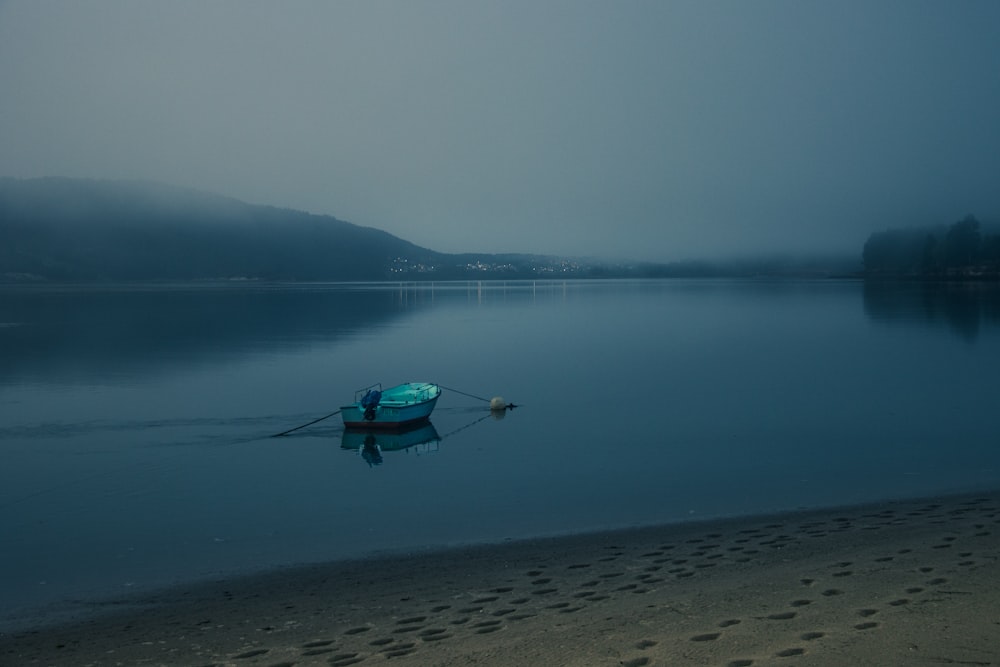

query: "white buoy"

left=490, top=396, right=507, bottom=411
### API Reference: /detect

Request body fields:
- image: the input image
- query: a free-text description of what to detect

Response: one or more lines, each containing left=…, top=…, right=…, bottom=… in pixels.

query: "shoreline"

left=3, top=489, right=999, bottom=666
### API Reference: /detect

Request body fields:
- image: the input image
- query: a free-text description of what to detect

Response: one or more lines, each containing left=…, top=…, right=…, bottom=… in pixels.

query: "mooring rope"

left=270, top=409, right=341, bottom=438
left=437, top=384, right=492, bottom=403
left=437, top=413, right=492, bottom=440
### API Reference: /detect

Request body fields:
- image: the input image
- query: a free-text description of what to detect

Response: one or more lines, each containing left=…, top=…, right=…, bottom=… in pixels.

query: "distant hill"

left=0, top=177, right=861, bottom=282
left=0, top=178, right=448, bottom=282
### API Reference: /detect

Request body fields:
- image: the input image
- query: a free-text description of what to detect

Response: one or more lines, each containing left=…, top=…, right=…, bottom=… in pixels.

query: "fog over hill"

left=0, top=178, right=447, bottom=282
left=0, top=178, right=859, bottom=282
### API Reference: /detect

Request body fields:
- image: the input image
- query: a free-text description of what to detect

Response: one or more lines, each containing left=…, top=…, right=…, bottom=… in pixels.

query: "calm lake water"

left=2, top=279, right=1000, bottom=628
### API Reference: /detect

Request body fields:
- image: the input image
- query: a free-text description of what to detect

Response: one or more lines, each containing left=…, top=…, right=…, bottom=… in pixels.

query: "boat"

left=340, top=382, right=441, bottom=429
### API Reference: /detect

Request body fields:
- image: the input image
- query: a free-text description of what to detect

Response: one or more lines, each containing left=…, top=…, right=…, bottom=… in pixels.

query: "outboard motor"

left=361, top=389, right=382, bottom=421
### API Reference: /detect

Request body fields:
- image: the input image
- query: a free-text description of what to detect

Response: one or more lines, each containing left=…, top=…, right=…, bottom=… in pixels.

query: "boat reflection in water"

left=341, top=422, right=441, bottom=467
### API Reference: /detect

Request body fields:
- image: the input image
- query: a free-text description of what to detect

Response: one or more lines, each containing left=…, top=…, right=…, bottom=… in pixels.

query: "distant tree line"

left=863, top=215, right=1000, bottom=278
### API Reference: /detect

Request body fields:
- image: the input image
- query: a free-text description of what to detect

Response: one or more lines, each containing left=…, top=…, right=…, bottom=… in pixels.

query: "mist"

left=1, top=1, right=998, bottom=262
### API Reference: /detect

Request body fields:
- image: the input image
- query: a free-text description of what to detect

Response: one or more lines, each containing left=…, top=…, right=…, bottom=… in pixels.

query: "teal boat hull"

left=340, top=382, right=440, bottom=429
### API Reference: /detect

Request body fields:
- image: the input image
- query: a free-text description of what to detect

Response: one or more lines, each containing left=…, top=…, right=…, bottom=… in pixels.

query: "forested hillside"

left=863, top=215, right=1000, bottom=278
left=0, top=178, right=443, bottom=281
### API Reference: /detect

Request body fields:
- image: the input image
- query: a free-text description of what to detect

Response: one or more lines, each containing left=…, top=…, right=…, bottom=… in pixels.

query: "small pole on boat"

left=270, top=409, right=342, bottom=438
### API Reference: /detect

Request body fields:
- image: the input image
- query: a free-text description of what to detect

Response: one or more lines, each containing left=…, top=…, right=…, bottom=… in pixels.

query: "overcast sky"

left=1, top=1, right=998, bottom=261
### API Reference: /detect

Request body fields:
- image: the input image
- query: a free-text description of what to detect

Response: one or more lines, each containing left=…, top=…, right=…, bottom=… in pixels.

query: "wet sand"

left=3, top=491, right=999, bottom=666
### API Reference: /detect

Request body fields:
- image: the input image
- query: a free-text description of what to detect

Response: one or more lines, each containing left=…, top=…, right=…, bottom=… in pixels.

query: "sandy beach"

left=2, top=491, right=998, bottom=667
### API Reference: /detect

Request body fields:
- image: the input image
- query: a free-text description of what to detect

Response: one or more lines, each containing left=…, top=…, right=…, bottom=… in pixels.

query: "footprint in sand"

left=718, top=619, right=741, bottom=628
left=776, top=647, right=805, bottom=657
left=329, top=653, right=366, bottom=667
left=394, top=617, right=428, bottom=632
left=691, top=632, right=721, bottom=642
left=397, top=616, right=427, bottom=624
left=620, top=658, right=650, bottom=667
left=232, top=648, right=269, bottom=659
left=419, top=628, right=451, bottom=642
left=854, top=622, right=879, bottom=630
left=474, top=622, right=504, bottom=634
left=767, top=611, right=796, bottom=621
left=383, top=642, right=417, bottom=658
left=801, top=632, right=825, bottom=640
